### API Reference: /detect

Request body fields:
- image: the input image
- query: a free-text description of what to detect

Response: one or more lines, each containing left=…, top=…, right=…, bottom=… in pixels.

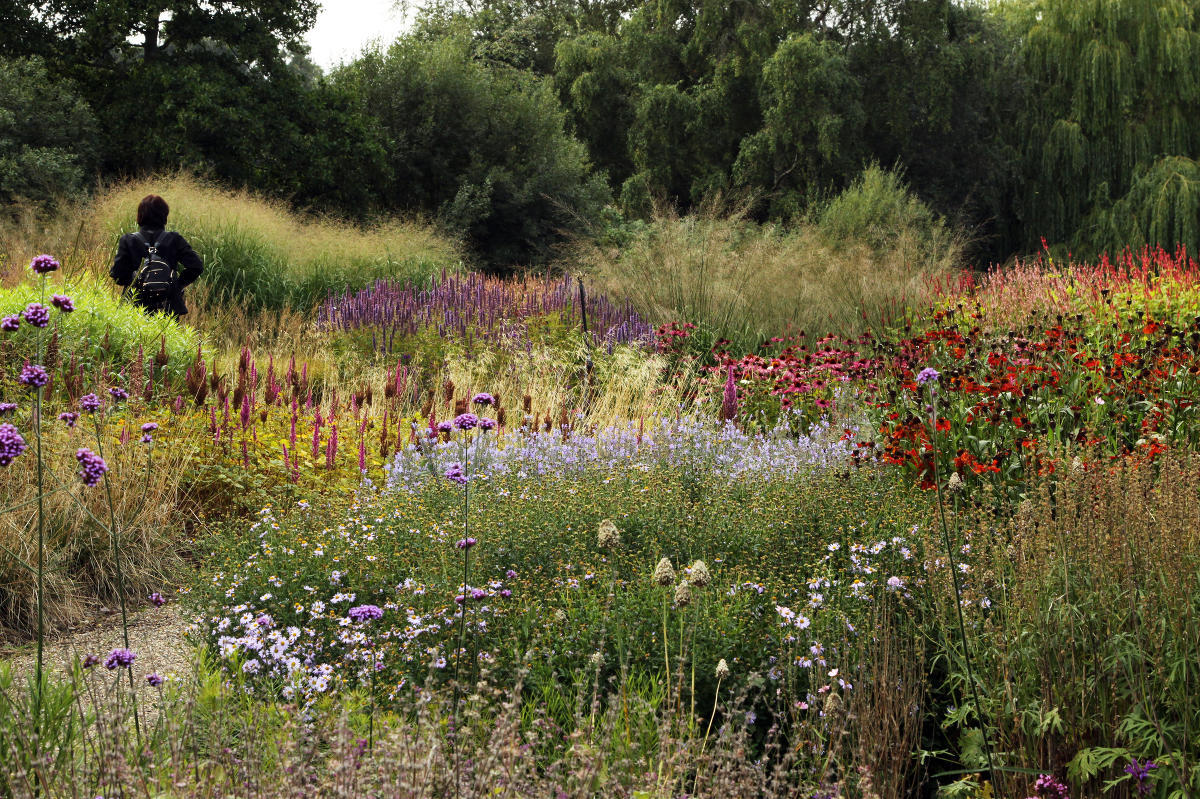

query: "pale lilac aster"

left=0, top=423, right=27, bottom=466
left=453, top=413, right=479, bottom=430
left=0, top=315, right=18, bottom=332
left=75, top=448, right=108, bottom=487
left=19, top=363, right=49, bottom=388
left=50, top=294, right=74, bottom=312
left=80, top=393, right=101, bottom=412
left=22, top=303, right=50, bottom=328
left=30, top=254, right=60, bottom=274
left=104, top=648, right=136, bottom=669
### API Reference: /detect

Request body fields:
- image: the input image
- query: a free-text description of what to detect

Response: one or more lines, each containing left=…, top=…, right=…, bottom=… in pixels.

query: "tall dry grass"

left=581, top=173, right=965, bottom=348
left=0, top=420, right=194, bottom=637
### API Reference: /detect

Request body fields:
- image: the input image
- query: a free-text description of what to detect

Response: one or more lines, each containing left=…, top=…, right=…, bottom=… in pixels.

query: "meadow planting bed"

left=0, top=244, right=1198, bottom=798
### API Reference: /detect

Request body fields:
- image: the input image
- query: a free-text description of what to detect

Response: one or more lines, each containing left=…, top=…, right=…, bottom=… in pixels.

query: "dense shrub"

left=333, top=34, right=610, bottom=271
left=0, top=57, right=95, bottom=207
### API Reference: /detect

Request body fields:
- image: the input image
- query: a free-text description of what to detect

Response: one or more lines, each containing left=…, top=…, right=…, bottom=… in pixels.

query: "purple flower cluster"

left=22, top=302, right=49, bottom=328
left=1030, top=774, right=1070, bottom=799
left=141, top=421, right=159, bottom=444
left=455, top=537, right=477, bottom=550
left=1124, top=759, right=1157, bottom=797
left=0, top=423, right=27, bottom=467
left=916, top=367, right=940, bottom=386
left=1, top=315, right=19, bottom=332
left=104, top=648, right=136, bottom=669
left=81, top=654, right=100, bottom=669
left=444, top=462, right=468, bottom=485
left=50, top=294, right=74, bottom=312
left=80, top=393, right=101, bottom=412
left=0, top=403, right=16, bottom=415
left=75, top=448, right=108, bottom=487
left=148, top=592, right=167, bottom=607
left=318, top=272, right=655, bottom=354
left=19, top=363, right=48, bottom=388
left=109, top=387, right=129, bottom=401
left=58, top=411, right=79, bottom=428
left=453, top=413, right=479, bottom=430
left=146, top=673, right=164, bottom=687
left=30, top=254, right=60, bottom=274
left=348, top=604, right=384, bottom=621
left=472, top=393, right=495, bottom=407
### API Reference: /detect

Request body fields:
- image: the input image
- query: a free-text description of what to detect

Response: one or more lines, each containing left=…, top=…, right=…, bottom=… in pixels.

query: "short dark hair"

left=137, top=195, right=169, bottom=228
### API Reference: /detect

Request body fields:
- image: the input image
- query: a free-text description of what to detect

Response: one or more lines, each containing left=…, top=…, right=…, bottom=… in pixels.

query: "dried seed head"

left=653, top=557, right=675, bottom=586
left=597, top=519, right=621, bottom=549
left=715, top=658, right=730, bottom=680
left=688, top=560, right=711, bottom=588
left=554, top=609, right=567, bottom=623
left=947, top=472, right=963, bottom=493
left=674, top=580, right=692, bottom=606
left=1070, top=456, right=1084, bottom=474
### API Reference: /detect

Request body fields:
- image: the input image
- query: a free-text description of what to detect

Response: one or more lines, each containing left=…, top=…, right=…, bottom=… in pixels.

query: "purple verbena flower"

left=479, top=418, right=497, bottom=431
left=471, top=588, right=487, bottom=600
left=453, top=413, right=479, bottom=430
left=348, top=604, right=384, bottom=621
left=0, top=424, right=27, bottom=467
left=80, top=393, right=101, bottom=412
left=0, top=402, right=16, bottom=415
left=109, top=387, right=129, bottom=401
left=436, top=421, right=453, bottom=433
left=455, top=537, right=477, bottom=550
left=499, top=589, right=512, bottom=598
left=30, top=254, right=60, bottom=274
left=916, top=367, right=940, bottom=386
left=146, top=673, right=164, bottom=687
left=444, top=462, right=468, bottom=485
left=22, top=303, right=50, bottom=328
left=104, top=648, right=136, bottom=669
left=75, top=448, right=108, bottom=487
left=506, top=570, right=517, bottom=579
left=59, top=411, right=79, bottom=428
left=19, top=363, right=49, bottom=388
left=472, top=393, right=495, bottom=407
left=81, top=654, right=100, bottom=669
left=0, top=315, right=18, bottom=332
left=50, top=294, right=75, bottom=313
left=148, top=592, right=166, bottom=607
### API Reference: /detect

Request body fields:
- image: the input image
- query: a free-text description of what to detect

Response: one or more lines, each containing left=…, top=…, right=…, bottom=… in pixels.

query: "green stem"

left=929, top=383, right=1001, bottom=797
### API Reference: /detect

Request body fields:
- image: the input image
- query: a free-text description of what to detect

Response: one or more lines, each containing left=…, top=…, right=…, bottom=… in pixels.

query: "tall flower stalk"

left=920, top=367, right=1000, bottom=796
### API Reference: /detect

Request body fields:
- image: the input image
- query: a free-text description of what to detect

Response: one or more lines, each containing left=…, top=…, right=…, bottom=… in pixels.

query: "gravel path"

left=2, top=604, right=195, bottom=714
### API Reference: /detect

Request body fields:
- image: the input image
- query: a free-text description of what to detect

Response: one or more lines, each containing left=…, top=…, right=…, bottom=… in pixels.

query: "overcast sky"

left=305, top=0, right=411, bottom=69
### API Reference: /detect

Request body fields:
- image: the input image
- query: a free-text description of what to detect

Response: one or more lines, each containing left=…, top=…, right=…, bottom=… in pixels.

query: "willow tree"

left=1017, top=0, right=1200, bottom=256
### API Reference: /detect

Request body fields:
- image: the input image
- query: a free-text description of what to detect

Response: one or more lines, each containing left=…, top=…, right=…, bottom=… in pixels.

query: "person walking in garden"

left=110, top=194, right=203, bottom=317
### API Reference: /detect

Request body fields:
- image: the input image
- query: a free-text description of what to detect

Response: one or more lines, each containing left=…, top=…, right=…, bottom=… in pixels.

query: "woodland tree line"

left=4, top=0, right=1200, bottom=270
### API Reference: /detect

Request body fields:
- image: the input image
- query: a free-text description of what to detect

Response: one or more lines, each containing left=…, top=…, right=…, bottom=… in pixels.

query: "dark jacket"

left=110, top=227, right=204, bottom=316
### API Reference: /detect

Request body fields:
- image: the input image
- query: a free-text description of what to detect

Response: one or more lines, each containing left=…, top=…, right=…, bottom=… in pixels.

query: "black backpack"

left=131, top=231, right=177, bottom=294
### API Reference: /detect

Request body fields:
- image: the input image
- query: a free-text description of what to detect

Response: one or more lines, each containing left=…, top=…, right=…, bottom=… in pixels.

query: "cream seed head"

left=947, top=472, right=963, bottom=493
left=653, top=557, right=675, bottom=586
left=674, top=580, right=692, bottom=606
left=597, top=519, right=621, bottom=549
left=715, top=658, right=730, bottom=680
left=688, top=559, right=711, bottom=588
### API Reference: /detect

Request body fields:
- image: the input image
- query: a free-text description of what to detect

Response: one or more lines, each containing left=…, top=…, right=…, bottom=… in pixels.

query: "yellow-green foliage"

left=87, top=174, right=462, bottom=310
left=0, top=274, right=201, bottom=384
